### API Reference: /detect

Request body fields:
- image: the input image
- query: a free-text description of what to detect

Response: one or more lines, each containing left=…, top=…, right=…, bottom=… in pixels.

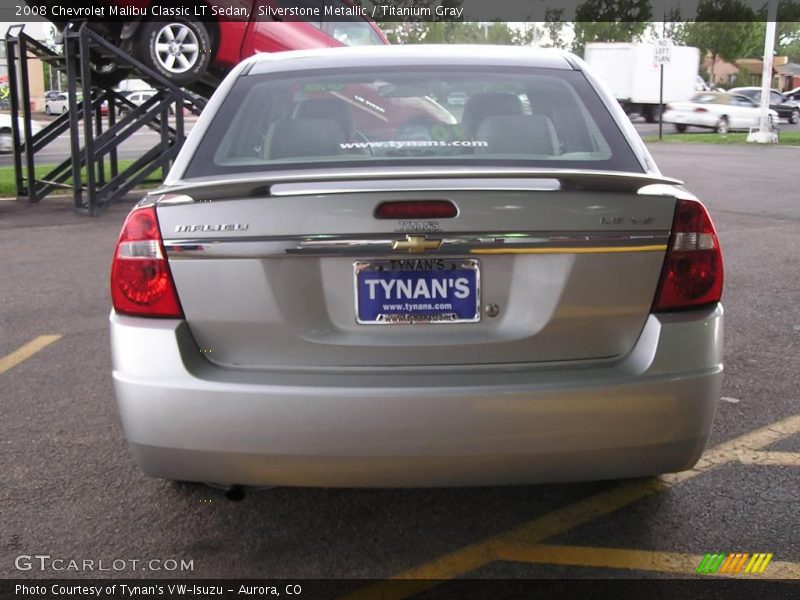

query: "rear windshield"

left=184, top=66, right=643, bottom=178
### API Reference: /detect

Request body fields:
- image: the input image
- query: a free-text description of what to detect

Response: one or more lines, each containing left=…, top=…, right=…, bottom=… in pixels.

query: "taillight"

left=652, top=199, right=723, bottom=312
left=375, top=200, right=457, bottom=219
left=694, top=107, right=708, bottom=113
left=110, top=205, right=183, bottom=318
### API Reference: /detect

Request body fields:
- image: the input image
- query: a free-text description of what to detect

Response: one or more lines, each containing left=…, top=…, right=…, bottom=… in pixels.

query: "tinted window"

left=731, top=96, right=755, bottom=107
left=186, top=66, right=642, bottom=178
left=691, top=93, right=718, bottom=104
left=743, top=89, right=760, bottom=101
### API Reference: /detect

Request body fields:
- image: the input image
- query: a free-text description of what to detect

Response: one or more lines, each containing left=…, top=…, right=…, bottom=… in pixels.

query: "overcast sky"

left=0, top=21, right=54, bottom=42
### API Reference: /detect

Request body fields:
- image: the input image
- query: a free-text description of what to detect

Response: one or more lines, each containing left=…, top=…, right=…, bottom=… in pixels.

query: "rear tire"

left=135, top=18, right=212, bottom=87
left=791, top=109, right=800, bottom=125
left=715, top=116, right=729, bottom=134
left=0, top=129, right=12, bottom=154
left=675, top=124, right=688, bottom=133
left=45, top=105, right=52, bottom=116
left=644, top=105, right=662, bottom=123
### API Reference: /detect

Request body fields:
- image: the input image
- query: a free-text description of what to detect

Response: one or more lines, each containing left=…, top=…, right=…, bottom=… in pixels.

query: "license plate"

left=354, top=259, right=481, bottom=325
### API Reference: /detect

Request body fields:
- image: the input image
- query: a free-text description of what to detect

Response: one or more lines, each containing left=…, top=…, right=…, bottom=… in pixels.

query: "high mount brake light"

left=652, top=199, right=723, bottom=312
left=110, top=206, right=183, bottom=318
left=374, top=200, right=458, bottom=220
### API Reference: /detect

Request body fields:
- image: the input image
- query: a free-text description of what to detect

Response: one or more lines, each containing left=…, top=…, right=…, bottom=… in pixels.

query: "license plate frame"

left=354, top=259, right=481, bottom=325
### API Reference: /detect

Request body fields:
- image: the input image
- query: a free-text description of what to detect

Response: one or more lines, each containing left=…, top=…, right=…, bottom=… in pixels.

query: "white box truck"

left=584, top=42, right=701, bottom=123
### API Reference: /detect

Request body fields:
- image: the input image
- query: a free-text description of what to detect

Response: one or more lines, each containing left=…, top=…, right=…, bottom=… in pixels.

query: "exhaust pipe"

left=223, top=485, right=246, bottom=502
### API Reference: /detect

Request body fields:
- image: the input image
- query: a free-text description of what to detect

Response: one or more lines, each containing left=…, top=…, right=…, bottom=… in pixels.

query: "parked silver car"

left=110, top=46, right=724, bottom=490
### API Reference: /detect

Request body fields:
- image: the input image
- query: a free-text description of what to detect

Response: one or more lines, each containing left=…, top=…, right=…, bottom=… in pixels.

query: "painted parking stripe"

left=495, top=544, right=799, bottom=578
left=734, top=450, right=800, bottom=467
left=0, top=335, right=62, bottom=375
left=343, top=413, right=800, bottom=600
left=471, top=245, right=668, bottom=255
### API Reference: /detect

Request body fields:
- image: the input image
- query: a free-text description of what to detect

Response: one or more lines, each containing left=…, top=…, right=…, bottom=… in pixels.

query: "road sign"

left=654, top=39, right=672, bottom=65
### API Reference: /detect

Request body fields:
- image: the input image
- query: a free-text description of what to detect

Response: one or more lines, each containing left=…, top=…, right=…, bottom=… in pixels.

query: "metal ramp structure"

left=5, top=22, right=209, bottom=215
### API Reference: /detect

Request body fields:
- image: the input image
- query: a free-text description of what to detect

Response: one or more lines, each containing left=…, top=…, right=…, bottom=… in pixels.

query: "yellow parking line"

left=496, top=543, right=800, bottom=579
left=343, top=413, right=800, bottom=600
left=735, top=450, right=800, bottom=467
left=471, top=245, right=667, bottom=255
left=0, top=335, right=62, bottom=375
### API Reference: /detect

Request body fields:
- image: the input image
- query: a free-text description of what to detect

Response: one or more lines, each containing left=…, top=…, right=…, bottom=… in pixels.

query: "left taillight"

left=110, top=205, right=183, bottom=318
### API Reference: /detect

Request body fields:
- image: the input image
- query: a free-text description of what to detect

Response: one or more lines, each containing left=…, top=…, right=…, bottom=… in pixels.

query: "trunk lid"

left=156, top=172, right=677, bottom=369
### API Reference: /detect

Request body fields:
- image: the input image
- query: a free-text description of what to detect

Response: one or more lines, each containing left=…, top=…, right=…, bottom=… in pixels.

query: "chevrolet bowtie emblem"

left=392, top=235, right=442, bottom=254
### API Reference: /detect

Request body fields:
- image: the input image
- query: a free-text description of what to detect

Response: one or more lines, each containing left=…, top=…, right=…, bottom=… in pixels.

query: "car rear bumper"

left=110, top=306, right=723, bottom=487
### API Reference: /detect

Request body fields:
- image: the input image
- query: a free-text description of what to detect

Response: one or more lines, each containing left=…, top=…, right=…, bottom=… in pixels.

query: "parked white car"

left=44, top=93, right=70, bottom=115
left=120, top=90, right=157, bottom=114
left=0, top=114, right=45, bottom=153
left=663, top=92, right=777, bottom=133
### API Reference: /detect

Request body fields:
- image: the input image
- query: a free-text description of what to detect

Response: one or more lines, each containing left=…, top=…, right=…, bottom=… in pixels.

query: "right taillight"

left=652, top=199, right=723, bottom=312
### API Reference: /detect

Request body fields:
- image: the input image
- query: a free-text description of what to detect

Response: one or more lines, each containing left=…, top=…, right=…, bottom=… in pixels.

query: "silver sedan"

left=110, top=45, right=724, bottom=490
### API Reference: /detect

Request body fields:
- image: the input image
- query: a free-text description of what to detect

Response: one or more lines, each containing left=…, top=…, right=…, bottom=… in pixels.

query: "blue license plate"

left=354, top=259, right=481, bottom=325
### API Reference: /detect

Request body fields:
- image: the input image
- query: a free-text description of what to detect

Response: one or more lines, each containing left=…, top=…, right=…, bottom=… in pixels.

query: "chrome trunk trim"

left=164, top=231, right=670, bottom=259
left=269, top=178, right=561, bottom=196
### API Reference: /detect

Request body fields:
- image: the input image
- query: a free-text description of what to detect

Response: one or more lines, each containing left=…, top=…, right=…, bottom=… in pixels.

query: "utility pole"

left=748, top=0, right=779, bottom=143
left=659, top=18, right=665, bottom=141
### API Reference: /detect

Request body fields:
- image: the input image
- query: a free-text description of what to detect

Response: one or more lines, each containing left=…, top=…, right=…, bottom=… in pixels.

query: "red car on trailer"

left=27, top=0, right=388, bottom=86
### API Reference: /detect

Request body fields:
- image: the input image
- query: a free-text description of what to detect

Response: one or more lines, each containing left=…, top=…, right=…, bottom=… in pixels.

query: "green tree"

left=385, top=21, right=536, bottom=46
left=373, top=0, right=465, bottom=44
left=682, top=0, right=762, bottom=84
left=572, top=0, right=653, bottom=56
left=729, top=64, right=753, bottom=89
left=781, top=37, right=800, bottom=63
left=543, top=8, right=569, bottom=49
left=773, top=1, right=800, bottom=60
left=650, top=8, right=689, bottom=44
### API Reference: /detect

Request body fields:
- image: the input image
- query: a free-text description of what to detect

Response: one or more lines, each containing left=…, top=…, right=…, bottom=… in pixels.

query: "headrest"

left=266, top=118, right=347, bottom=160
left=462, top=93, right=523, bottom=136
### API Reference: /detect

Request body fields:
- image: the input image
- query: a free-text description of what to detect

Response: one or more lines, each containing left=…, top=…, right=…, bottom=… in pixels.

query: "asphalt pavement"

left=1, top=144, right=799, bottom=587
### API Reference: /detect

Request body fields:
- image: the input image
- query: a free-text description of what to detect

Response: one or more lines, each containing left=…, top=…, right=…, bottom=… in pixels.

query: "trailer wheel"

left=135, top=18, right=212, bottom=86
left=675, top=124, right=688, bottom=133
left=91, top=62, right=130, bottom=88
